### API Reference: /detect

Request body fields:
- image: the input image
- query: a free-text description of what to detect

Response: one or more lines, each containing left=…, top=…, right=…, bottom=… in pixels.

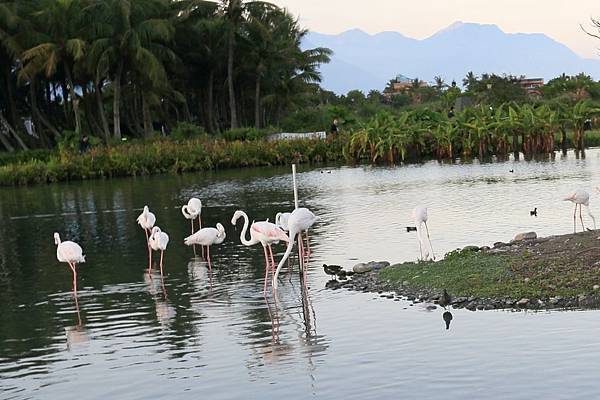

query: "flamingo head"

left=53, top=232, right=61, bottom=245
left=275, top=212, right=282, bottom=226
left=143, top=205, right=150, bottom=214
left=231, top=210, right=243, bottom=225
left=215, top=223, right=226, bottom=243
left=216, top=223, right=225, bottom=236
left=563, top=193, right=576, bottom=202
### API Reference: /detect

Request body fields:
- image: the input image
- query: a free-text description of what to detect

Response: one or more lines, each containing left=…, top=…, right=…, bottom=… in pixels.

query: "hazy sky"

left=270, top=0, right=600, bottom=58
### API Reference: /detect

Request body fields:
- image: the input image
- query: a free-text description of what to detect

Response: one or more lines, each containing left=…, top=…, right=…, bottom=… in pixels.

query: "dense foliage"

left=0, top=0, right=331, bottom=150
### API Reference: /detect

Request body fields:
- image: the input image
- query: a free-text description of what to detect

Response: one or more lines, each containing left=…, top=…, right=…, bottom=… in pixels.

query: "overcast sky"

left=270, top=0, right=600, bottom=58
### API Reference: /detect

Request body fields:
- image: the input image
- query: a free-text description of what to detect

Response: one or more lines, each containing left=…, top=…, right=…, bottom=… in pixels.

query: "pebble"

left=517, top=298, right=530, bottom=307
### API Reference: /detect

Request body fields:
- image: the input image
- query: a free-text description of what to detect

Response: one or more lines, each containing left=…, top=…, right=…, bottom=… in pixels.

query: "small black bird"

left=443, top=311, right=453, bottom=330
left=323, top=264, right=342, bottom=279
left=439, top=289, right=451, bottom=307
left=530, top=208, right=537, bottom=216
left=406, top=226, right=417, bottom=232
left=509, top=169, right=514, bottom=173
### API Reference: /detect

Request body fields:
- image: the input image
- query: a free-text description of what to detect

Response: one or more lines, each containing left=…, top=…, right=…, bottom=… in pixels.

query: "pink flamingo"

left=149, top=226, right=170, bottom=275
left=181, top=198, right=203, bottom=234
left=564, top=189, right=596, bottom=233
left=231, top=210, right=289, bottom=294
left=184, top=223, right=226, bottom=270
left=54, top=232, right=86, bottom=295
left=273, top=207, right=317, bottom=291
left=412, top=206, right=435, bottom=261
left=136, top=205, right=156, bottom=268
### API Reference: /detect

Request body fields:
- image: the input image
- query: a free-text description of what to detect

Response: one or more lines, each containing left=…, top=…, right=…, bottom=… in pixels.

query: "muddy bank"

left=325, top=230, right=600, bottom=311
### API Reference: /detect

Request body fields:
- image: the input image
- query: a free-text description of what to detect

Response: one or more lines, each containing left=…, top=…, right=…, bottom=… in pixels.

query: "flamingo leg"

left=268, top=245, right=276, bottom=283
left=191, top=219, right=197, bottom=257
left=418, top=237, right=423, bottom=261
left=263, top=245, right=270, bottom=295
left=305, top=231, right=311, bottom=257
left=424, top=222, right=435, bottom=260
left=69, top=262, right=77, bottom=296
left=160, top=250, right=164, bottom=276
left=580, top=204, right=586, bottom=232
left=206, top=245, right=212, bottom=272
left=573, top=203, right=578, bottom=233
left=298, top=235, right=305, bottom=272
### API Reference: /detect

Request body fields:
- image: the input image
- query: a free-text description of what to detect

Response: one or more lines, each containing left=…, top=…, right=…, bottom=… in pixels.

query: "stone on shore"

left=514, top=232, right=537, bottom=241
left=353, top=263, right=372, bottom=274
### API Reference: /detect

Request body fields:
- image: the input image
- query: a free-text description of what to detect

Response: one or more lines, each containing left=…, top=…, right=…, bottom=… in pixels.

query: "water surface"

left=2, top=151, right=600, bottom=399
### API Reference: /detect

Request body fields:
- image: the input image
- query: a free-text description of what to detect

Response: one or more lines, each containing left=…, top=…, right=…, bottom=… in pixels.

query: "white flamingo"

left=54, top=233, right=86, bottom=295
left=184, top=223, right=226, bottom=270
left=412, top=206, right=435, bottom=261
left=231, top=210, right=289, bottom=294
left=149, top=226, right=170, bottom=275
left=273, top=207, right=317, bottom=291
left=137, top=205, right=156, bottom=268
left=275, top=212, right=291, bottom=232
left=182, top=198, right=202, bottom=234
left=564, top=189, right=596, bottom=232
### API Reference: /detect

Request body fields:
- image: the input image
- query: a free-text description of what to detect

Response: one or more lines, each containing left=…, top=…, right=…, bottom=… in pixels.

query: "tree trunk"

left=3, top=63, right=18, bottom=127
left=95, top=80, right=110, bottom=144
left=142, top=92, right=152, bottom=138
left=254, top=74, right=261, bottom=130
left=227, top=27, right=238, bottom=129
left=30, top=81, right=61, bottom=142
left=113, top=61, right=123, bottom=140
left=561, top=127, right=568, bottom=155
left=207, top=69, right=215, bottom=133
left=63, top=64, right=81, bottom=135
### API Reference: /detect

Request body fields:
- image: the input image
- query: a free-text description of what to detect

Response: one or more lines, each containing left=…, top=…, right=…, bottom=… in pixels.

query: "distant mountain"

left=305, top=22, right=600, bottom=94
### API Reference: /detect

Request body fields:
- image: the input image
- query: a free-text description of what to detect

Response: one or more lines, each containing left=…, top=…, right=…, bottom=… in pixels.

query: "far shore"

left=327, top=230, right=600, bottom=311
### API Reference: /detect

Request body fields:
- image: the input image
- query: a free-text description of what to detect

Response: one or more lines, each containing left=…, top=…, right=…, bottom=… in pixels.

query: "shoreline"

left=327, top=230, right=600, bottom=311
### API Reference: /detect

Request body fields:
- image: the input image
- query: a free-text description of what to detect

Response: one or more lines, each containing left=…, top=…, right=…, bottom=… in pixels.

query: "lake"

left=2, top=150, right=600, bottom=399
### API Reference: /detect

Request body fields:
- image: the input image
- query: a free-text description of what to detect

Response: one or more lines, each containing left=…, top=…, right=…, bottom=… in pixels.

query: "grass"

left=379, top=247, right=600, bottom=300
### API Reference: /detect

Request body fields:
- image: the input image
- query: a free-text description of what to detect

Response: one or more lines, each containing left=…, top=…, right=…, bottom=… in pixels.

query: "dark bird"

left=406, top=226, right=417, bottom=232
left=443, top=311, right=453, bottom=330
left=439, top=289, right=451, bottom=307
left=509, top=169, right=514, bottom=173
left=323, top=264, right=343, bottom=279
left=530, top=208, right=537, bottom=216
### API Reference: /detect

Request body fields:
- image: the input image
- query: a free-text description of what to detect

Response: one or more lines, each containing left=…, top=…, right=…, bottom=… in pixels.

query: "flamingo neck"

left=238, top=211, right=255, bottom=246
left=273, top=228, right=299, bottom=290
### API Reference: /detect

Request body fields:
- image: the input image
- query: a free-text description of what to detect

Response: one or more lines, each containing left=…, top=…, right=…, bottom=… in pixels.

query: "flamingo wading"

left=54, top=233, right=86, bottom=295
left=184, top=223, right=226, bottom=270
left=149, top=226, right=170, bottom=275
left=182, top=198, right=202, bottom=234
left=564, top=189, right=596, bottom=232
left=231, top=210, right=289, bottom=294
left=273, top=207, right=317, bottom=291
left=137, top=205, right=156, bottom=267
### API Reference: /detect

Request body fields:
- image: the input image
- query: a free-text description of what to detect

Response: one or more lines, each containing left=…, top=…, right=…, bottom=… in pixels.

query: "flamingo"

left=137, top=205, right=156, bottom=268
left=273, top=207, right=318, bottom=291
left=275, top=212, right=291, bottom=232
left=412, top=206, right=435, bottom=261
left=184, top=223, right=226, bottom=270
left=54, top=233, right=86, bottom=295
left=231, top=210, right=289, bottom=294
left=149, top=226, right=170, bottom=275
left=182, top=198, right=202, bottom=234
left=564, top=189, right=596, bottom=232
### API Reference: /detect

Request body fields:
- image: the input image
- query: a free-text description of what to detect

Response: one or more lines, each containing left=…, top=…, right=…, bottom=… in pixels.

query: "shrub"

left=171, top=122, right=207, bottom=141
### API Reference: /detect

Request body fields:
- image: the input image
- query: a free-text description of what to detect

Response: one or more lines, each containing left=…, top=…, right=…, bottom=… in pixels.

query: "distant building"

left=385, top=74, right=428, bottom=97
left=518, top=77, right=544, bottom=95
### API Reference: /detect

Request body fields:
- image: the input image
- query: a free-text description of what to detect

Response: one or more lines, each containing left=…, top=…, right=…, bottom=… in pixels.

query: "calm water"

left=3, top=151, right=600, bottom=399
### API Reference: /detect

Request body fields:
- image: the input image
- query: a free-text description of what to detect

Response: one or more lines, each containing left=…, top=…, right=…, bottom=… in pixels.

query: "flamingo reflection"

left=65, top=295, right=89, bottom=350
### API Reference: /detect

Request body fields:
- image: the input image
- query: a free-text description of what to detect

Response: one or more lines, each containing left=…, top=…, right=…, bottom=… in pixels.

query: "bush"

left=171, top=122, right=207, bottom=141
left=222, top=127, right=275, bottom=141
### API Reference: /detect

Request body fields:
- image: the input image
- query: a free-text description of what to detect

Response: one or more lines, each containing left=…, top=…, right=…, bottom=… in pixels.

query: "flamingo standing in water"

left=137, top=206, right=156, bottom=267
left=149, top=226, right=170, bottom=275
left=54, top=233, right=86, bottom=295
left=275, top=212, right=291, bottom=232
left=412, top=206, right=435, bottom=261
left=273, top=207, right=317, bottom=291
left=182, top=198, right=202, bottom=234
left=231, top=210, right=289, bottom=294
left=184, top=223, right=226, bottom=270
left=564, top=189, right=596, bottom=232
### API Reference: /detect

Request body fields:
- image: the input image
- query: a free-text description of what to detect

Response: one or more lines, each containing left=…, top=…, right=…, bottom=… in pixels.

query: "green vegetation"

left=0, top=134, right=346, bottom=186
left=0, top=0, right=331, bottom=150
left=380, top=243, right=600, bottom=300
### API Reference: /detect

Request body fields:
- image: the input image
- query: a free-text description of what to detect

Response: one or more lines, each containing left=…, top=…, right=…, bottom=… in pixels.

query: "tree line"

left=0, top=0, right=331, bottom=151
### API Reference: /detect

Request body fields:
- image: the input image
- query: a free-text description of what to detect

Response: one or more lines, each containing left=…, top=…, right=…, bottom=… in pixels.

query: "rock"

left=549, top=296, right=562, bottom=305
left=465, top=302, right=477, bottom=311
left=524, top=278, right=530, bottom=283
left=480, top=246, right=491, bottom=251
left=452, top=296, right=468, bottom=304
left=462, top=245, right=480, bottom=252
left=353, top=263, right=373, bottom=274
left=402, top=281, right=410, bottom=286
left=517, top=298, right=530, bottom=307
left=493, top=242, right=508, bottom=248
left=594, top=285, right=600, bottom=291
left=426, top=305, right=437, bottom=311
left=369, top=261, right=390, bottom=270
left=514, top=232, right=537, bottom=241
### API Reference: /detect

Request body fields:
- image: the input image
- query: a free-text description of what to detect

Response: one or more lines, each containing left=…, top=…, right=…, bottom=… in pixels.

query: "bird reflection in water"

left=443, top=311, right=453, bottom=330
left=65, top=295, right=89, bottom=350
left=187, top=257, right=213, bottom=293
left=145, top=271, right=176, bottom=329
